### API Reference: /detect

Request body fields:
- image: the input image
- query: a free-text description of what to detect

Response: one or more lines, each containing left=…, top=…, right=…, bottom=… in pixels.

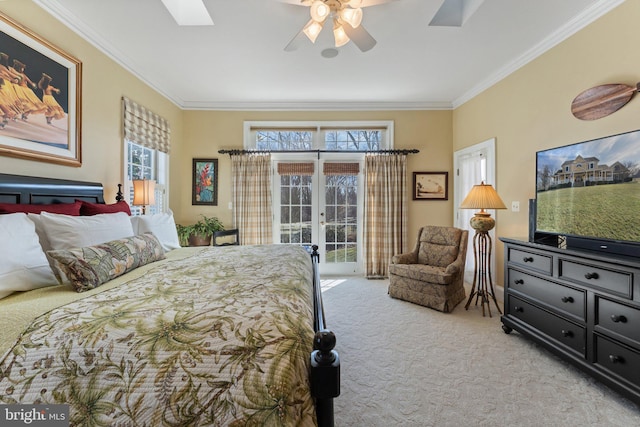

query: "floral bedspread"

left=0, top=245, right=317, bottom=426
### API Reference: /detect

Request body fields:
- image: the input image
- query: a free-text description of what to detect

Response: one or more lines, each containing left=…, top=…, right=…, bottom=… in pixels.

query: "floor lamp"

left=459, top=181, right=507, bottom=317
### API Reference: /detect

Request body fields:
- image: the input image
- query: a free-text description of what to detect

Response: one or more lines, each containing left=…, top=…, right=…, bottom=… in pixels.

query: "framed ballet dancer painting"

left=0, top=12, right=82, bottom=167
left=413, top=171, right=448, bottom=200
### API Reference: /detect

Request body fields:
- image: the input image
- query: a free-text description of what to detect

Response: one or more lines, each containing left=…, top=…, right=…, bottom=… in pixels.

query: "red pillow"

left=0, top=201, right=81, bottom=215
left=78, top=200, right=131, bottom=216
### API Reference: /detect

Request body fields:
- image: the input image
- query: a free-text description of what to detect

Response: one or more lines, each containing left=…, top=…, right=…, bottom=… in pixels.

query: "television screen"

left=536, top=129, right=640, bottom=246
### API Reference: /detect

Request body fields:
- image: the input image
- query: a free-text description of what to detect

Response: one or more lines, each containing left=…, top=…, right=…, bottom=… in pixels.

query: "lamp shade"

left=459, top=181, right=506, bottom=210
left=333, top=22, right=350, bottom=47
left=132, top=179, right=156, bottom=207
left=303, top=19, right=324, bottom=43
left=340, top=7, right=363, bottom=28
left=310, top=0, right=330, bottom=22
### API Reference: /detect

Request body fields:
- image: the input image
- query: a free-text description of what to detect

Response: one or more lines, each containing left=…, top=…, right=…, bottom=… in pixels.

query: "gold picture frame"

left=413, top=172, right=448, bottom=200
left=0, top=12, right=82, bottom=167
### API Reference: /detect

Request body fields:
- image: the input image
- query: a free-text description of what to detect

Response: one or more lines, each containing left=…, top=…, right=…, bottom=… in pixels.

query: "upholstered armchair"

left=388, top=225, right=468, bottom=313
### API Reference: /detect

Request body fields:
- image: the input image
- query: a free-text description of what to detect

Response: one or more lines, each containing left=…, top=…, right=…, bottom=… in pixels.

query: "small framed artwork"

left=413, top=172, right=448, bottom=200
left=0, top=12, right=82, bottom=167
left=192, top=158, right=218, bottom=206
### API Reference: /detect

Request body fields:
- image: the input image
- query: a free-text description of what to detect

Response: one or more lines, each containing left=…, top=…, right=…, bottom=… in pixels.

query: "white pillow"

left=0, top=213, right=58, bottom=299
left=39, top=211, right=135, bottom=250
left=130, top=210, right=181, bottom=251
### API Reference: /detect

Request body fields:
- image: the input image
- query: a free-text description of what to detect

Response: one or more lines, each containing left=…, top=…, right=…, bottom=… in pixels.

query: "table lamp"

left=132, top=179, right=155, bottom=215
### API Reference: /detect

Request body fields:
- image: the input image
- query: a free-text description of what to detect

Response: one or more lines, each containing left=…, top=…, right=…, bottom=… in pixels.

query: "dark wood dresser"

left=500, top=237, right=640, bottom=406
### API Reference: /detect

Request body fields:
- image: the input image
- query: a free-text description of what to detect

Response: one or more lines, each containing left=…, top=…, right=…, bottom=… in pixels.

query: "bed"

left=0, top=173, right=339, bottom=426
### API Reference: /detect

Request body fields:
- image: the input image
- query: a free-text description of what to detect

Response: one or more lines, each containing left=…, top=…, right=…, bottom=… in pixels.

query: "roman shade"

left=122, top=97, right=171, bottom=153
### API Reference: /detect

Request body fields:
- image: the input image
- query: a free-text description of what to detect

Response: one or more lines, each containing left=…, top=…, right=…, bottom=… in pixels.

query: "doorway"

left=453, top=138, right=497, bottom=280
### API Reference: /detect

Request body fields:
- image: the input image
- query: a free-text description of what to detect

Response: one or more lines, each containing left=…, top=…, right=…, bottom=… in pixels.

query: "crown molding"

left=452, top=0, right=626, bottom=109
left=180, top=100, right=453, bottom=111
left=35, top=0, right=625, bottom=112
left=33, top=0, right=184, bottom=108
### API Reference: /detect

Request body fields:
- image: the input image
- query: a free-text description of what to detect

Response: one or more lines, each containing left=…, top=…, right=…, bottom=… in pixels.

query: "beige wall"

left=0, top=2, right=183, bottom=202
left=453, top=0, right=638, bottom=285
left=5, top=1, right=635, bottom=280
left=1, top=4, right=454, bottom=245
left=178, top=109, right=453, bottom=243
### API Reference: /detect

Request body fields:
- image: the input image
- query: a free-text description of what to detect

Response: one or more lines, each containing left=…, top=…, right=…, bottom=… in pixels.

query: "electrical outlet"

left=511, top=201, right=520, bottom=212
left=228, top=202, right=233, bottom=210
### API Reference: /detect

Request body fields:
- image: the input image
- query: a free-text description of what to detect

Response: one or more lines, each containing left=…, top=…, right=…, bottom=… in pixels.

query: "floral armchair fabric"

left=388, top=225, right=468, bottom=313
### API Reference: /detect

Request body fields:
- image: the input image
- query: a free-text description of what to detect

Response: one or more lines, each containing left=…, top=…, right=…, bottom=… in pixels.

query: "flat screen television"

left=534, top=129, right=640, bottom=258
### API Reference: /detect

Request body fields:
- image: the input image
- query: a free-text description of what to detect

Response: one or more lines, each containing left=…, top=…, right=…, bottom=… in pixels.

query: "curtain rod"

left=218, top=149, right=419, bottom=155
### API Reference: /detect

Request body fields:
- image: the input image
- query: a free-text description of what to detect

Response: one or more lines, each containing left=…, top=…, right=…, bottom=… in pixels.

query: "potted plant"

left=176, top=215, right=224, bottom=247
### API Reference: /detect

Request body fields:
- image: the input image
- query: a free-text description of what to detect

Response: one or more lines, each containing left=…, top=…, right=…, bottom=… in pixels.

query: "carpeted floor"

left=320, top=277, right=640, bottom=427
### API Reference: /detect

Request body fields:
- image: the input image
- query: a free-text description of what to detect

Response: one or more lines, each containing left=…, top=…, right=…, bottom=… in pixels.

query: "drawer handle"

left=514, top=279, right=524, bottom=285
left=522, top=257, right=534, bottom=263
left=561, top=296, right=574, bottom=303
left=584, top=272, right=599, bottom=280
left=514, top=306, right=524, bottom=313
left=609, top=354, right=624, bottom=364
left=610, top=314, right=628, bottom=323
left=561, top=329, right=573, bottom=338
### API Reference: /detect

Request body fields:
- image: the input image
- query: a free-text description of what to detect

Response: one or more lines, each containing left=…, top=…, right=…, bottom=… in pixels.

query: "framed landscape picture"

left=0, top=12, right=82, bottom=166
left=192, top=158, right=218, bottom=206
left=413, top=172, right=448, bottom=200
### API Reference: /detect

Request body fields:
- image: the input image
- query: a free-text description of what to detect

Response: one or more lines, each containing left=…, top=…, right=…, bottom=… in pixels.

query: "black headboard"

left=0, top=173, right=105, bottom=205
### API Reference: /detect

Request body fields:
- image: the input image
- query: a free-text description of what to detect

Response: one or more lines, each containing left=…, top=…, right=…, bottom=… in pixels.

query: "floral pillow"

left=48, top=233, right=166, bottom=292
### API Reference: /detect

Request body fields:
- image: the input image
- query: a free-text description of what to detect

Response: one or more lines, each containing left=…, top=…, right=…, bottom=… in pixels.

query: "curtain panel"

left=364, top=153, right=407, bottom=278
left=122, top=97, right=171, bottom=153
left=232, top=153, right=272, bottom=245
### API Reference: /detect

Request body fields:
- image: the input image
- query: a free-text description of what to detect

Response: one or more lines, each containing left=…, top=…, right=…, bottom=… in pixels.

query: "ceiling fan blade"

left=277, top=0, right=313, bottom=5
left=360, top=0, right=399, bottom=7
left=284, top=25, right=308, bottom=52
left=343, top=24, right=377, bottom=52
left=277, top=0, right=395, bottom=6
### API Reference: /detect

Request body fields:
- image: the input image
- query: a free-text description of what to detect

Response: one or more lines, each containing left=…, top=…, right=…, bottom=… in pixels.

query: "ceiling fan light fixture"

left=303, top=19, right=325, bottom=43
left=340, top=7, right=363, bottom=28
left=310, top=1, right=330, bottom=22
left=333, top=22, right=350, bottom=47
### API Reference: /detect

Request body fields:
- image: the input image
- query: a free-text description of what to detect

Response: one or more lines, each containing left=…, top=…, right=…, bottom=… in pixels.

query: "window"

left=125, top=140, right=168, bottom=215
left=246, top=121, right=392, bottom=151
left=245, top=121, right=392, bottom=275
left=122, top=97, right=171, bottom=215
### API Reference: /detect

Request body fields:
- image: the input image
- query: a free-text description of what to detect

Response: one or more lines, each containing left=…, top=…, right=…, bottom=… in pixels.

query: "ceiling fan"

left=281, top=0, right=397, bottom=52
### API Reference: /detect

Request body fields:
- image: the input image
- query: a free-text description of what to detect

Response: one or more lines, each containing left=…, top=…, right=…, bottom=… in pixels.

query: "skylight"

left=161, top=0, right=214, bottom=26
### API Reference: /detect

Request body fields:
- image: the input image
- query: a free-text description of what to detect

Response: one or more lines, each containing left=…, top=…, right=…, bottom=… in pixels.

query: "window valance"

left=277, top=163, right=315, bottom=176
left=122, top=97, right=171, bottom=153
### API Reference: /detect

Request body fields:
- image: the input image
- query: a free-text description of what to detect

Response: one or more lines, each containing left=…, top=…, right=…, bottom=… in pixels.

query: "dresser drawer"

left=559, top=259, right=632, bottom=298
left=594, top=335, right=640, bottom=389
left=596, top=297, right=640, bottom=345
left=508, top=295, right=585, bottom=356
left=507, top=269, right=585, bottom=320
left=508, top=248, right=552, bottom=275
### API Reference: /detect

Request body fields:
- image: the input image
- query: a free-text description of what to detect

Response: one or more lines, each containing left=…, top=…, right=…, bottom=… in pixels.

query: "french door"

left=273, top=157, right=363, bottom=275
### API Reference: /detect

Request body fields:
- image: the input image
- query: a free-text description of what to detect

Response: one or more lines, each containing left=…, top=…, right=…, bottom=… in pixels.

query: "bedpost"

left=311, top=331, right=340, bottom=427
left=309, top=244, right=340, bottom=427
left=116, top=184, right=124, bottom=202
